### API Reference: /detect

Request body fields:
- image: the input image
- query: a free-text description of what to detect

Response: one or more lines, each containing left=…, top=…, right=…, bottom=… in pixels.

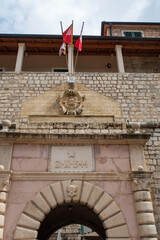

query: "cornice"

left=0, top=132, right=150, bottom=145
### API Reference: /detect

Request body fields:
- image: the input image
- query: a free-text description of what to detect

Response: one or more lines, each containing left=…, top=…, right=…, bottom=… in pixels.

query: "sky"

left=0, top=0, right=160, bottom=36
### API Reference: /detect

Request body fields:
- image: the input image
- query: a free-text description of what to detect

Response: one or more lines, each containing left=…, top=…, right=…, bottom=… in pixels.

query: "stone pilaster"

left=0, top=171, right=11, bottom=240
left=132, top=172, right=158, bottom=240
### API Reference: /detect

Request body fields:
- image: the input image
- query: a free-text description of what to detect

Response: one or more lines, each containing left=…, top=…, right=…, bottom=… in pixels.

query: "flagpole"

left=60, top=21, right=68, bottom=67
left=74, top=22, right=84, bottom=72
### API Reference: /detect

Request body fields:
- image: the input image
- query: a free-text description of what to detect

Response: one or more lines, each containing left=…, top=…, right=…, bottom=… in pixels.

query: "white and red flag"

left=75, top=35, right=82, bottom=51
left=59, top=42, right=66, bottom=56
left=63, top=23, right=73, bottom=44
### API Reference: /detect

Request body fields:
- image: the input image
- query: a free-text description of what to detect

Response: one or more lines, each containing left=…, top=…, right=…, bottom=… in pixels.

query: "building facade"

left=0, top=22, right=160, bottom=240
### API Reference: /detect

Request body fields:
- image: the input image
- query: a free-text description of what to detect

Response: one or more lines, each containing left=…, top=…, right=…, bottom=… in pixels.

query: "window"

left=0, top=68, right=5, bottom=72
left=123, top=31, right=143, bottom=38
left=53, top=68, right=68, bottom=72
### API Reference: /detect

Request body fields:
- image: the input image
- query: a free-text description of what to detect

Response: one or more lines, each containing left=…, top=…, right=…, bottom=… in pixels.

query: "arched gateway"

left=14, top=181, right=130, bottom=240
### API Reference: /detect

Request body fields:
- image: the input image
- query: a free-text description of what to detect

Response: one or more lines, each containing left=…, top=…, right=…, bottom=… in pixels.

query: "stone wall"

left=0, top=72, right=160, bottom=238
left=103, top=24, right=160, bottom=37
left=0, top=72, right=159, bottom=123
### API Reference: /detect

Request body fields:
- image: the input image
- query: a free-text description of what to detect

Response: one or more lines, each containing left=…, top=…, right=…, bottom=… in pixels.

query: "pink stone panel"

left=11, top=144, right=49, bottom=172
left=93, top=181, right=139, bottom=239
left=4, top=181, right=54, bottom=240
left=95, top=145, right=131, bottom=172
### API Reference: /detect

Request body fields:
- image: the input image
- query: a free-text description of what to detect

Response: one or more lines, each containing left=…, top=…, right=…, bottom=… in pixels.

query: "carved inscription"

left=49, top=146, right=94, bottom=172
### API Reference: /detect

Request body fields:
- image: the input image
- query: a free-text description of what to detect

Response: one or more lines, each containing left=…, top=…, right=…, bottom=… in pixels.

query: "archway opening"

left=38, top=203, right=106, bottom=240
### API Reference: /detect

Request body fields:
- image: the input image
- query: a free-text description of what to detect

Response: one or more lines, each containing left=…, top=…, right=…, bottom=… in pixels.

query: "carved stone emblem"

left=66, top=184, right=77, bottom=197
left=57, top=87, right=85, bottom=115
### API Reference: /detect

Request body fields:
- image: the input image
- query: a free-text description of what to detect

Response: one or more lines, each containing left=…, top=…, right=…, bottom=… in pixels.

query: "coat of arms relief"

left=57, top=83, right=86, bottom=115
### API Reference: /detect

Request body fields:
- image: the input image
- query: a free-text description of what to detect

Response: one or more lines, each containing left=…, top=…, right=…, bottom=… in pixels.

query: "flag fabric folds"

left=75, top=35, right=82, bottom=51
left=59, top=42, right=66, bottom=56
left=63, top=23, right=73, bottom=44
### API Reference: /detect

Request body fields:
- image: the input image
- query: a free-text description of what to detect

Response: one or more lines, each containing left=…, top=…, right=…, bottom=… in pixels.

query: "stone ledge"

left=0, top=132, right=151, bottom=145
left=11, top=172, right=132, bottom=181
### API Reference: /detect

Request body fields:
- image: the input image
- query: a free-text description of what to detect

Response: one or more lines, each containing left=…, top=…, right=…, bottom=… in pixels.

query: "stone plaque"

left=49, top=146, right=94, bottom=172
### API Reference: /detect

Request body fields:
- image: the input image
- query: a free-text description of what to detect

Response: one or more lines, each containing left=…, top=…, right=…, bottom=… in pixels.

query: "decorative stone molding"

left=11, top=172, right=132, bottom=181
left=132, top=178, right=153, bottom=192
left=14, top=181, right=130, bottom=240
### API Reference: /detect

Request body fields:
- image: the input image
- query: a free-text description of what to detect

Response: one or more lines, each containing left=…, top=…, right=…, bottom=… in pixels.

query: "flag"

left=57, top=230, right=61, bottom=240
left=75, top=35, right=82, bottom=51
left=59, top=42, right=66, bottom=56
left=63, top=23, right=73, bottom=44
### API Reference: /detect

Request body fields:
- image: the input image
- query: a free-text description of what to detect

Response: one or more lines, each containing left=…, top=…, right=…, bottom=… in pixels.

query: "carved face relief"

left=58, top=89, right=85, bottom=115
left=66, top=184, right=77, bottom=197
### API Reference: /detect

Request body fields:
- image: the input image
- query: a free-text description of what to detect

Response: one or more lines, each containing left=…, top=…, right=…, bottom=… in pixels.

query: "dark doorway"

left=38, top=203, right=106, bottom=240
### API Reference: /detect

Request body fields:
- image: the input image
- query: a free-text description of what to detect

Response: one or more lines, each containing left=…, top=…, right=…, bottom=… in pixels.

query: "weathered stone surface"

left=103, top=211, right=126, bottom=229
left=0, top=145, right=12, bottom=170
left=94, top=192, right=112, bottom=214
left=0, top=203, right=6, bottom=214
left=49, top=146, right=94, bottom=172
left=24, top=201, right=45, bottom=221
left=72, top=181, right=82, bottom=203
left=40, top=186, right=57, bottom=208
left=99, top=201, right=120, bottom=221
left=137, top=212, right=155, bottom=224
left=129, top=145, right=147, bottom=171
left=139, top=225, right=158, bottom=237
left=14, top=226, right=37, bottom=239
left=87, top=185, right=103, bottom=208
left=0, top=215, right=4, bottom=227
left=134, top=191, right=151, bottom=201
left=31, top=192, right=50, bottom=214
left=18, top=213, right=40, bottom=229
left=50, top=182, right=64, bottom=205
left=106, top=224, right=129, bottom=237
left=80, top=182, right=93, bottom=205
left=135, top=202, right=153, bottom=213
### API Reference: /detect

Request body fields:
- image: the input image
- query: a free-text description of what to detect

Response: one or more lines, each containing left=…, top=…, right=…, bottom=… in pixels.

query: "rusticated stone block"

left=139, top=224, right=158, bottom=237
left=106, top=224, right=129, bottom=238
left=134, top=191, right=151, bottom=201
left=94, top=192, right=112, bottom=214
left=24, top=201, right=45, bottom=222
left=80, top=182, right=93, bottom=205
left=87, top=185, right=103, bottom=208
left=18, top=213, right=40, bottom=230
left=99, top=201, right=120, bottom=221
left=103, top=211, right=126, bottom=229
left=40, top=186, right=57, bottom=208
left=14, top=226, right=37, bottom=239
left=137, top=212, right=155, bottom=224
left=32, top=192, right=50, bottom=214
left=135, top=201, right=153, bottom=213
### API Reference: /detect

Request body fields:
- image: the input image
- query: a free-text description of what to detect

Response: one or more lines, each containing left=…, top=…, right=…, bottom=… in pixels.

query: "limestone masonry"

left=0, top=21, right=160, bottom=240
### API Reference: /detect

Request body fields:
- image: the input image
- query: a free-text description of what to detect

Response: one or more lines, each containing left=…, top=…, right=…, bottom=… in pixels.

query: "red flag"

left=63, top=23, right=73, bottom=44
left=75, top=35, right=82, bottom=51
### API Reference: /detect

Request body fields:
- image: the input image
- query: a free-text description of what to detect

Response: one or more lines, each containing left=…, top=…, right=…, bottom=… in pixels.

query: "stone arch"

left=14, top=181, right=130, bottom=239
